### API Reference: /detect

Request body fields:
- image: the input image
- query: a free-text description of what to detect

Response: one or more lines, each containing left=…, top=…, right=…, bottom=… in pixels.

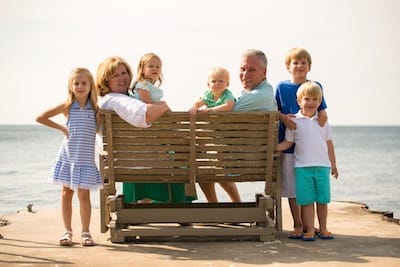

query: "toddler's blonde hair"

left=135, top=52, right=163, bottom=86
left=207, top=66, right=230, bottom=83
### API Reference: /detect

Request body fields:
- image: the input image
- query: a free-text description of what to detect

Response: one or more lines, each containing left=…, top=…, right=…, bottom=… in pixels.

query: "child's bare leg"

left=288, top=197, right=302, bottom=232
left=199, top=182, right=218, bottom=202
left=301, top=203, right=319, bottom=233
left=219, top=182, right=241, bottom=202
left=61, top=186, right=74, bottom=232
left=316, top=203, right=328, bottom=233
left=77, top=189, right=91, bottom=233
left=301, top=204, right=315, bottom=234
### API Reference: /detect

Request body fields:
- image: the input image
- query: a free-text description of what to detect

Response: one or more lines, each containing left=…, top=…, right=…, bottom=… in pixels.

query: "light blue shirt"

left=133, top=80, right=164, bottom=102
left=233, top=79, right=277, bottom=111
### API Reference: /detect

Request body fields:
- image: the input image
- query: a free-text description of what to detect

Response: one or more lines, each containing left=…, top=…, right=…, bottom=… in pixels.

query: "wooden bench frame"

left=99, top=110, right=281, bottom=242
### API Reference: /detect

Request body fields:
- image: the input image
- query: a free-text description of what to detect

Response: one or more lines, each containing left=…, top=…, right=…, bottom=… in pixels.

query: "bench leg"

left=109, top=220, right=126, bottom=243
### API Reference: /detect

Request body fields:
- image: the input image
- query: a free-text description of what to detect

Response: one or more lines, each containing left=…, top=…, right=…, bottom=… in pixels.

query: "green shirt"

left=202, top=89, right=235, bottom=107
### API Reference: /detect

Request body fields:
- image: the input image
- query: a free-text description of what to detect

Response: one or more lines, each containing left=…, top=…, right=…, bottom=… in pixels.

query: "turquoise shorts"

left=294, top=166, right=331, bottom=206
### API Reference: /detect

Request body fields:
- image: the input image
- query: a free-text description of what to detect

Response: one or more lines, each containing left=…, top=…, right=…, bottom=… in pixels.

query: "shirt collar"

left=253, top=78, right=267, bottom=90
left=295, top=110, right=318, bottom=120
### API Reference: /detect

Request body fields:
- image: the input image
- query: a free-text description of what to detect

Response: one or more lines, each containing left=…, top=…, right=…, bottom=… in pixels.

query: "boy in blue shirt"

left=275, top=48, right=328, bottom=238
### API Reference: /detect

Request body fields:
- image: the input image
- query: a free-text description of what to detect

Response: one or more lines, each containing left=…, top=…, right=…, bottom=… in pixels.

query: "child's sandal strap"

left=81, top=232, right=94, bottom=246
left=59, top=231, right=73, bottom=246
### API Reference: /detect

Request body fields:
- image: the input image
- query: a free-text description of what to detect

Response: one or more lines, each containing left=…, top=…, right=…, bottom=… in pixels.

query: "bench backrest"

left=100, top=111, right=280, bottom=196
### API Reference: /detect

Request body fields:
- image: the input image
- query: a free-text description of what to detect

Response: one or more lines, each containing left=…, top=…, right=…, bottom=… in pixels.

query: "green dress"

left=123, top=183, right=196, bottom=203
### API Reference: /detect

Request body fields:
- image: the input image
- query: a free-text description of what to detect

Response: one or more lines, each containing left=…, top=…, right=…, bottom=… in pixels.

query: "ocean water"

left=0, top=125, right=399, bottom=219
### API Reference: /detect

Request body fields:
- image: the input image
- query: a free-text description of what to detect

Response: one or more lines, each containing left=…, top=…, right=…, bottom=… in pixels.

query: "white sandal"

left=59, top=231, right=73, bottom=246
left=81, top=232, right=94, bottom=246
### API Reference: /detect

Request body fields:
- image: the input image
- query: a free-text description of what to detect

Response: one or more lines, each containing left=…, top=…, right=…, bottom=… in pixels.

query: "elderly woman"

left=96, top=56, right=194, bottom=204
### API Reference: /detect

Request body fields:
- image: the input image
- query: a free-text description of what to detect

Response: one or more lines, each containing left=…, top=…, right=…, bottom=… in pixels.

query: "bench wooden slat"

left=115, top=175, right=189, bottom=183
left=110, top=130, right=191, bottom=138
left=196, top=174, right=274, bottom=183
left=114, top=160, right=189, bottom=168
left=196, top=132, right=270, bottom=139
left=196, top=138, right=268, bottom=144
left=196, top=160, right=270, bottom=168
left=194, top=124, right=271, bottom=131
left=111, top=145, right=190, bottom=152
left=196, top=145, right=273, bottom=153
left=114, top=153, right=189, bottom=161
left=112, top=137, right=190, bottom=145
left=196, top=152, right=267, bottom=159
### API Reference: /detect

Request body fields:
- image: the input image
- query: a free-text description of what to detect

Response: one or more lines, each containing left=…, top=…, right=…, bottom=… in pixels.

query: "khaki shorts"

left=281, top=153, right=296, bottom=198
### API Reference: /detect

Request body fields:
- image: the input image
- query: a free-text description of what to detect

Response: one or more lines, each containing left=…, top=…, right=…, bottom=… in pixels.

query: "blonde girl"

left=121, top=53, right=194, bottom=205
left=132, top=52, right=164, bottom=103
left=36, top=68, right=102, bottom=246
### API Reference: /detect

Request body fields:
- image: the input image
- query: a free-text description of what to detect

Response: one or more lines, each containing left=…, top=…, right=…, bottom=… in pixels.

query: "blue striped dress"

left=50, top=100, right=103, bottom=190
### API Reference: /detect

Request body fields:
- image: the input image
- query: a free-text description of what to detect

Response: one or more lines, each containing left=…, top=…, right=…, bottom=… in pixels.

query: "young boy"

left=276, top=81, right=339, bottom=241
left=275, top=48, right=328, bottom=238
left=189, top=66, right=241, bottom=203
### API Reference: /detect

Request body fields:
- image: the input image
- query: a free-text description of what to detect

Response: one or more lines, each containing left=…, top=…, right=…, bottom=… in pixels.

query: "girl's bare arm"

left=36, top=103, right=68, bottom=136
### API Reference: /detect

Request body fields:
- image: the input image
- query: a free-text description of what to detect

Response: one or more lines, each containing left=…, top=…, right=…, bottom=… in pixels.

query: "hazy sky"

left=1, top=0, right=399, bottom=125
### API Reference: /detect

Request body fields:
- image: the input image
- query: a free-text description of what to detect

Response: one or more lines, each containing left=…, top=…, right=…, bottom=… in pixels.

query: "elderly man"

left=234, top=49, right=277, bottom=111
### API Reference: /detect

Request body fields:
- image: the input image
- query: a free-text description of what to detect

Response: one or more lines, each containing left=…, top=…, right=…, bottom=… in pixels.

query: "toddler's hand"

left=198, top=106, right=208, bottom=112
left=189, top=106, right=198, bottom=117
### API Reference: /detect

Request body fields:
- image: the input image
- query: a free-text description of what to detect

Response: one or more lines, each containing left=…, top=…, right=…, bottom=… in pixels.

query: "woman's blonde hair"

left=296, top=81, right=322, bottom=101
left=66, top=68, right=97, bottom=109
left=285, top=47, right=312, bottom=68
left=96, top=56, right=133, bottom=97
left=135, top=52, right=163, bottom=86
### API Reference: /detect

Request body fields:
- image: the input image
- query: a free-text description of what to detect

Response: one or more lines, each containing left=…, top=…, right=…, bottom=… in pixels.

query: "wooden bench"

left=99, top=110, right=281, bottom=242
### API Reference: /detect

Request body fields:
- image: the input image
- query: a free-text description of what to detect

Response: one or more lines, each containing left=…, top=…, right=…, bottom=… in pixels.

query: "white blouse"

left=100, top=93, right=150, bottom=128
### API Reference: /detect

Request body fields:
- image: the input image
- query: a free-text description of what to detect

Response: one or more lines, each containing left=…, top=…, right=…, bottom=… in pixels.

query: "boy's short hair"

left=285, top=47, right=312, bottom=67
left=297, top=81, right=322, bottom=101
